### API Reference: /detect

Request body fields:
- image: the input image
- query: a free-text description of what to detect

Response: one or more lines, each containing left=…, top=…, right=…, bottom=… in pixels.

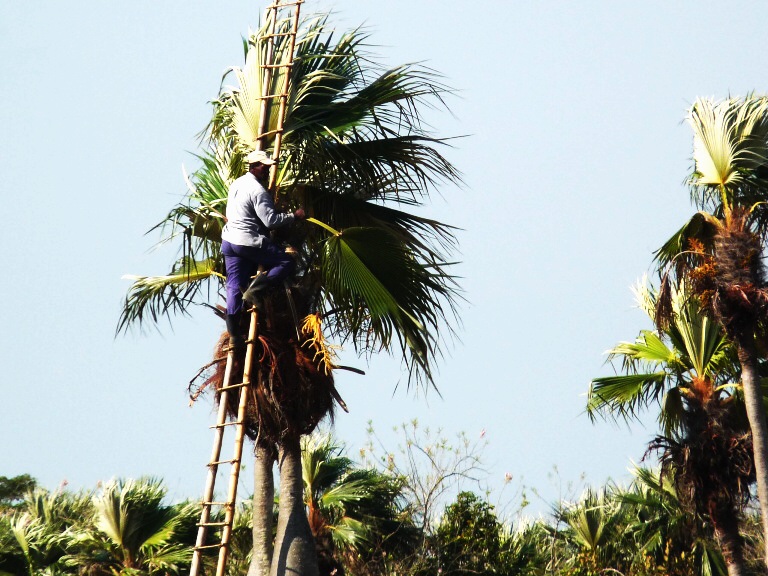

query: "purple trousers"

left=222, top=239, right=296, bottom=315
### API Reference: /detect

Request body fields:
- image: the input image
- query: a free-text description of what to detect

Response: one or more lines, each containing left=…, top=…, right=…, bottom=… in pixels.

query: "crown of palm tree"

left=119, top=13, right=462, bottom=390
left=588, top=280, right=737, bottom=436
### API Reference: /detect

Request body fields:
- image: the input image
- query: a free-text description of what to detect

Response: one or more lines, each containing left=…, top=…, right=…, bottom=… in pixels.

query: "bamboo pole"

left=215, top=310, right=259, bottom=576
left=189, top=347, right=236, bottom=576
left=269, top=0, right=302, bottom=192
left=255, top=3, right=280, bottom=152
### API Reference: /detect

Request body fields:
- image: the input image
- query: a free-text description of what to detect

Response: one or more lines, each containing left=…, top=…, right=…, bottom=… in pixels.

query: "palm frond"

left=328, top=516, right=370, bottom=549
left=587, top=373, right=668, bottom=424
left=688, top=96, right=768, bottom=209
left=118, top=258, right=222, bottom=333
left=654, top=210, right=720, bottom=269
left=319, top=226, right=458, bottom=389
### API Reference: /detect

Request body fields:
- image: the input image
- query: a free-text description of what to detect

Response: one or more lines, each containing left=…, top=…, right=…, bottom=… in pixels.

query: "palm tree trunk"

left=270, top=436, right=319, bottom=576
left=710, top=504, right=747, bottom=576
left=736, top=335, right=768, bottom=571
left=248, top=445, right=275, bottom=576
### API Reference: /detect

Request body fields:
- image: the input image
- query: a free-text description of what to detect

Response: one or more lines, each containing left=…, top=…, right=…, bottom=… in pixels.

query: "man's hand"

left=293, top=208, right=306, bottom=220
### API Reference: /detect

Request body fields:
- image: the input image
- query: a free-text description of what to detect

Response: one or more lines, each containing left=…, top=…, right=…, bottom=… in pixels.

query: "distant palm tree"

left=589, top=282, right=754, bottom=575
left=0, top=487, right=91, bottom=576
left=654, top=95, right=768, bottom=567
left=620, top=467, right=727, bottom=576
left=559, top=487, right=629, bottom=576
left=588, top=281, right=737, bottom=436
left=119, top=11, right=461, bottom=576
left=300, top=435, right=417, bottom=576
left=62, top=478, right=197, bottom=575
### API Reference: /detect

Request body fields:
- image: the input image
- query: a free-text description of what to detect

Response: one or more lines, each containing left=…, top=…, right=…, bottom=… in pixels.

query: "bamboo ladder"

left=189, top=2, right=303, bottom=575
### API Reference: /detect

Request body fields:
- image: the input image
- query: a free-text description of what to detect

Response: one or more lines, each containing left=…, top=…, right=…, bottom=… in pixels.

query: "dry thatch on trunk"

left=191, top=289, right=337, bottom=446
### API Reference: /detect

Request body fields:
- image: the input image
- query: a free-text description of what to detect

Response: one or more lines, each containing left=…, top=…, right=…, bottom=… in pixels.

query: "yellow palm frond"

left=688, top=96, right=768, bottom=199
left=301, top=313, right=339, bottom=375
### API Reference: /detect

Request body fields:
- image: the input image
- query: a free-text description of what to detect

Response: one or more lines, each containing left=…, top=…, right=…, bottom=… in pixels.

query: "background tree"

left=588, top=281, right=754, bottom=575
left=654, top=95, right=768, bottom=565
left=0, top=485, right=91, bottom=576
left=61, top=477, right=197, bottom=575
left=0, top=475, right=37, bottom=512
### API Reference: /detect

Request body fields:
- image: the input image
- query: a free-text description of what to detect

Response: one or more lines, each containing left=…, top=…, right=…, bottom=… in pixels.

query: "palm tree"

left=0, top=486, right=92, bottom=576
left=620, top=467, right=728, bottom=576
left=588, top=282, right=754, bottom=575
left=300, top=434, right=417, bottom=576
left=558, top=486, right=631, bottom=576
left=654, top=95, right=768, bottom=566
left=119, top=10, right=461, bottom=576
left=62, top=477, right=197, bottom=575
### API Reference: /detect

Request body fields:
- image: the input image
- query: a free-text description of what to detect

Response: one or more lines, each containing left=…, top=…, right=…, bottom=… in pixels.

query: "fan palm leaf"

left=318, top=224, right=455, bottom=387
left=588, top=281, right=734, bottom=435
left=619, top=466, right=727, bottom=576
left=689, top=96, right=768, bottom=209
left=118, top=258, right=222, bottom=332
left=300, top=434, right=414, bottom=559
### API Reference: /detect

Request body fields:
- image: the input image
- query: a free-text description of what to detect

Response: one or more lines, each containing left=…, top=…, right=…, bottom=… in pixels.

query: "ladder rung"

left=202, top=501, right=234, bottom=507
left=193, top=543, right=223, bottom=551
left=198, top=521, right=230, bottom=527
left=218, top=382, right=249, bottom=392
left=209, top=421, right=241, bottom=429
left=209, top=458, right=239, bottom=466
left=256, top=129, right=283, bottom=139
left=255, top=92, right=287, bottom=100
left=268, top=0, right=304, bottom=8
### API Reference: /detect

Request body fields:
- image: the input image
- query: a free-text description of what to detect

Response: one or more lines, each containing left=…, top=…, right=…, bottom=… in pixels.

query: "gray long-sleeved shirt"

left=221, top=172, right=294, bottom=247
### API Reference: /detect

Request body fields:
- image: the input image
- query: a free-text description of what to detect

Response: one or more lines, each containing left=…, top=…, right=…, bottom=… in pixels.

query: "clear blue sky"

left=3, top=0, right=768, bottom=518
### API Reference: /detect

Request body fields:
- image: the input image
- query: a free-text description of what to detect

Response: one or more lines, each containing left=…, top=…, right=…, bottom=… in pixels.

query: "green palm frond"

left=619, top=467, right=727, bottom=576
left=672, top=296, right=724, bottom=377
left=288, top=135, right=460, bottom=204
left=118, top=258, right=223, bottom=332
left=654, top=210, right=721, bottom=269
left=300, top=433, right=413, bottom=560
left=328, top=516, right=370, bottom=549
left=319, top=225, right=456, bottom=388
left=659, top=387, right=685, bottom=437
left=302, top=435, right=353, bottom=502
left=143, top=544, right=192, bottom=573
left=610, top=331, right=677, bottom=366
left=588, top=280, right=738, bottom=434
left=92, top=478, right=182, bottom=568
left=588, top=372, right=668, bottom=423
left=309, top=192, right=458, bottom=259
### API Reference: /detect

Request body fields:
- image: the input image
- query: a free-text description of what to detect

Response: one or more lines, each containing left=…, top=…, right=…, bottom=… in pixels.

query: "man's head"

left=246, top=150, right=276, bottom=166
left=246, top=150, right=275, bottom=182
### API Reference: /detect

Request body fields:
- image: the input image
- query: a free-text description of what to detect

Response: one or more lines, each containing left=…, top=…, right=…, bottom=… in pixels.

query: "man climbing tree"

left=221, top=149, right=305, bottom=346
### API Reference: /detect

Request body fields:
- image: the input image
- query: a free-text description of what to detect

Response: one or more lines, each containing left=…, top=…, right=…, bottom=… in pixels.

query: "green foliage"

left=0, top=463, right=756, bottom=576
left=301, top=434, right=419, bottom=575
left=588, top=281, right=737, bottom=436
left=0, top=474, right=36, bottom=510
left=431, top=492, right=507, bottom=576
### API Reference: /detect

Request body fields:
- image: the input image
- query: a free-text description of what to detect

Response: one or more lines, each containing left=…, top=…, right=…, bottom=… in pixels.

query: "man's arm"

left=254, top=187, right=294, bottom=229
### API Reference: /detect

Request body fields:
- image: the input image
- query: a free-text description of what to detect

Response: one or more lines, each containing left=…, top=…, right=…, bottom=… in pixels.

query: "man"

left=221, top=149, right=305, bottom=344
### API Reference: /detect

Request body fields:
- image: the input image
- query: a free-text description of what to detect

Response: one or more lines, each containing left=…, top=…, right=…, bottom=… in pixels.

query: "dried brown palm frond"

left=656, top=207, right=768, bottom=340
left=688, top=208, right=768, bottom=338
left=190, top=289, right=340, bottom=446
